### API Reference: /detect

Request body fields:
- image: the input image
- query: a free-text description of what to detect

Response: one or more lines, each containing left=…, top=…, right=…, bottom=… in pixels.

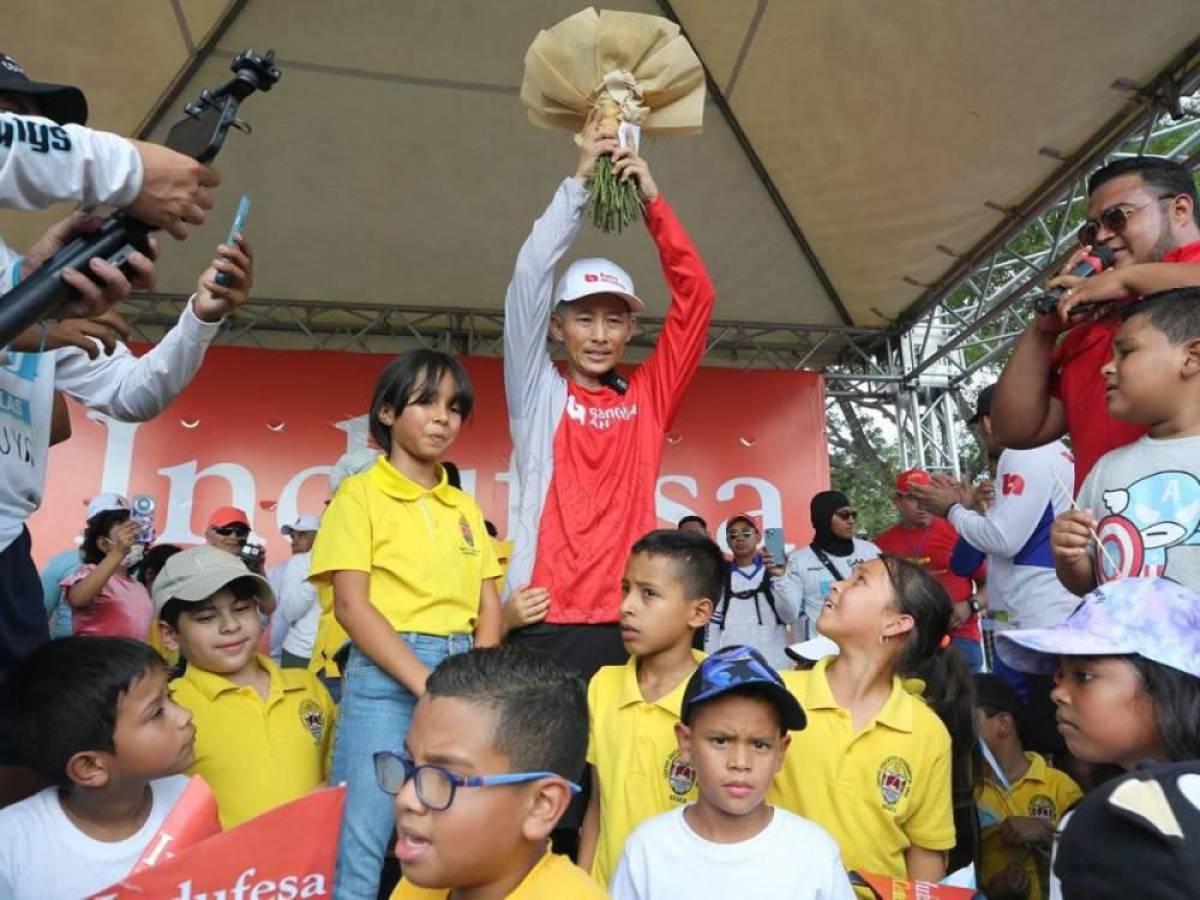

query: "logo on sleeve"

left=298, top=699, right=326, bottom=743
left=877, top=756, right=913, bottom=808
left=458, top=513, right=480, bottom=556
left=1029, top=794, right=1057, bottom=821
left=663, top=749, right=696, bottom=801
left=1002, top=473, right=1026, bottom=496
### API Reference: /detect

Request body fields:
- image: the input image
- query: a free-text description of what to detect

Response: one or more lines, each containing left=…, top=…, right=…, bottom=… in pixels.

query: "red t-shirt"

left=1051, top=239, right=1200, bottom=490
left=875, top=517, right=982, bottom=641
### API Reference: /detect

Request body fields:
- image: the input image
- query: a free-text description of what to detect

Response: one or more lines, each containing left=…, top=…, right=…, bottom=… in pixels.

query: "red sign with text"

left=28, top=347, right=828, bottom=566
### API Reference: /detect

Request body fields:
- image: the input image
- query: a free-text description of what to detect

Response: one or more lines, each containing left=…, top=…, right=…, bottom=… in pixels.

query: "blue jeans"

left=951, top=635, right=984, bottom=674
left=331, top=633, right=472, bottom=900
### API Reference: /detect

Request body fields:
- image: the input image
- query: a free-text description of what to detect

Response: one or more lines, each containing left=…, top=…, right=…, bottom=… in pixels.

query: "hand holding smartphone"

left=214, top=193, right=251, bottom=286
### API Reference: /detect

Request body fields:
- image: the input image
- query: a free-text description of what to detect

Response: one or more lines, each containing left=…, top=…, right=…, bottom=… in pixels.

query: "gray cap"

left=152, top=545, right=273, bottom=616
left=329, top=448, right=379, bottom=494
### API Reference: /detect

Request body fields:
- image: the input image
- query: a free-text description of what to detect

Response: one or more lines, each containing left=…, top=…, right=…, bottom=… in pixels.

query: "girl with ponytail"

left=769, top=554, right=977, bottom=886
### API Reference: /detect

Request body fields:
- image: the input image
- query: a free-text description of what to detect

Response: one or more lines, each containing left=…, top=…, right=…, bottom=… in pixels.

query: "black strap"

left=810, top=545, right=849, bottom=584
left=714, top=567, right=784, bottom=630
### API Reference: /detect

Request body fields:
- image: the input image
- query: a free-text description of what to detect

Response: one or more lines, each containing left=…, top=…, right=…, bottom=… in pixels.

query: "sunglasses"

left=833, top=509, right=858, bottom=520
left=726, top=529, right=757, bottom=540
left=1077, top=194, right=1174, bottom=246
left=212, top=525, right=249, bottom=537
left=373, top=752, right=580, bottom=811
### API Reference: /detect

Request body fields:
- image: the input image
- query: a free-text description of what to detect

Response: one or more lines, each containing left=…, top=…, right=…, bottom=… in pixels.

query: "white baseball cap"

left=87, top=492, right=129, bottom=519
left=329, top=448, right=379, bottom=494
left=554, top=258, right=644, bottom=313
left=785, top=634, right=840, bottom=664
left=282, top=514, right=322, bottom=535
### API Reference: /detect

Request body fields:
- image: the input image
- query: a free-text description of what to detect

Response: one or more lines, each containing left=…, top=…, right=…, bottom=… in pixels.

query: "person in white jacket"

left=0, top=55, right=236, bottom=807
left=913, top=383, right=1078, bottom=753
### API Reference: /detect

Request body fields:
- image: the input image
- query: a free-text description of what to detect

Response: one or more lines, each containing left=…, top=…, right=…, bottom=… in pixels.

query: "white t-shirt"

left=611, top=805, right=854, bottom=900
left=279, top=550, right=319, bottom=658
left=0, top=774, right=189, bottom=899
left=779, top=539, right=880, bottom=637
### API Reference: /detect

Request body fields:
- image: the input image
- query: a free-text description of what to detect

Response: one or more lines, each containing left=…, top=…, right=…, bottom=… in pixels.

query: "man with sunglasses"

left=994, top=156, right=1200, bottom=489
left=704, top=515, right=798, bottom=670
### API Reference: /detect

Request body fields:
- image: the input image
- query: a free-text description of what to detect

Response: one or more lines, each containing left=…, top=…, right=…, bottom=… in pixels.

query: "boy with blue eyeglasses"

left=375, top=646, right=605, bottom=899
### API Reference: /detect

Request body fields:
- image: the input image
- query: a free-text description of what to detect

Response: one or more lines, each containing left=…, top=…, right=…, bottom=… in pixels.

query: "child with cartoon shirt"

left=1053, top=287, right=1200, bottom=593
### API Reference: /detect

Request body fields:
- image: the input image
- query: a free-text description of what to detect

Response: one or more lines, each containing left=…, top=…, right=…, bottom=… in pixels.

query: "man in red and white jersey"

left=501, top=125, right=715, bottom=680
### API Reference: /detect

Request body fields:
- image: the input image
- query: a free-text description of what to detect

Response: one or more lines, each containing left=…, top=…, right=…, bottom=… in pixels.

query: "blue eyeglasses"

left=373, top=751, right=582, bottom=811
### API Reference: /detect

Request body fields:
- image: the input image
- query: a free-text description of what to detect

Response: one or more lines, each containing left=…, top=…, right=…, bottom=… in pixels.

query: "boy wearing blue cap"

left=610, top=645, right=853, bottom=900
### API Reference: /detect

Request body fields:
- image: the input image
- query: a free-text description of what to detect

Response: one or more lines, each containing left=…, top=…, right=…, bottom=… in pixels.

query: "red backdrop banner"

left=29, top=347, right=828, bottom=567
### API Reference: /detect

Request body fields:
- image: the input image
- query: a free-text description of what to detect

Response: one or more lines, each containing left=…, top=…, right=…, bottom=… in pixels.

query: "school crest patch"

left=663, top=749, right=696, bottom=800
left=876, top=755, right=913, bottom=808
left=299, top=699, right=326, bottom=742
left=1029, top=793, right=1057, bottom=821
left=458, top=514, right=479, bottom=555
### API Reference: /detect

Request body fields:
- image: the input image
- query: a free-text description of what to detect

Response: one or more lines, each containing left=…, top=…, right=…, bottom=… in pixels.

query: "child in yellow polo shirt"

left=380, top=645, right=605, bottom=899
left=974, top=674, right=1081, bottom=900
left=578, top=529, right=722, bottom=888
left=153, top=545, right=336, bottom=829
left=770, top=555, right=976, bottom=889
left=309, top=349, right=503, bottom=900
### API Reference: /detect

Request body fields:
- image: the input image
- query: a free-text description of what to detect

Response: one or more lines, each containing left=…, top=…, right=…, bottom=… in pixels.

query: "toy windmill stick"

left=1052, top=471, right=1120, bottom=575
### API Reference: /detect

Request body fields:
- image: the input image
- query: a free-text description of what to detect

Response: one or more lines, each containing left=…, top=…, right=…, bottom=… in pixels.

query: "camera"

left=130, top=494, right=156, bottom=545
left=238, top=541, right=266, bottom=572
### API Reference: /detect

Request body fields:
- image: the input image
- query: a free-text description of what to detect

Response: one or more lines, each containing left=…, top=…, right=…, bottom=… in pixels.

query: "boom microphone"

left=1032, top=246, right=1115, bottom=316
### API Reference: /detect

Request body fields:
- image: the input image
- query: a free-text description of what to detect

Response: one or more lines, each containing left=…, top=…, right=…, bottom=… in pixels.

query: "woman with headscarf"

left=778, top=490, right=880, bottom=643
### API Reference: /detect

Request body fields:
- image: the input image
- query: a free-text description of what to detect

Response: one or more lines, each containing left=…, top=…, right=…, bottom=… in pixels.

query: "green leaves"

left=587, top=155, right=643, bottom=233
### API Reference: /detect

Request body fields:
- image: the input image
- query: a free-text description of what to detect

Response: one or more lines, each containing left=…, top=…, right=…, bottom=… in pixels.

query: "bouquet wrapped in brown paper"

left=521, top=7, right=705, bottom=232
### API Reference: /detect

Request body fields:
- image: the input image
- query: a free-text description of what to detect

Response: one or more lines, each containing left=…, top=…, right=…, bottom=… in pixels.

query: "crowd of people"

left=0, top=53, right=1198, bottom=900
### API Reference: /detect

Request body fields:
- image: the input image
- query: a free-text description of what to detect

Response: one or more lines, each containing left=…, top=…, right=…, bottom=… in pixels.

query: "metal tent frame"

left=123, top=44, right=1200, bottom=478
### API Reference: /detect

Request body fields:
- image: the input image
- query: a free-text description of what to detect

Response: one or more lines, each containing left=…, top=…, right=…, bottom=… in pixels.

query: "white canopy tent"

left=3, top=0, right=1199, bottom=378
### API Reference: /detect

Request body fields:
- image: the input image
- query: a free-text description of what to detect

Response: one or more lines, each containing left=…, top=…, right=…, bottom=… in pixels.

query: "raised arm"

left=503, top=127, right=618, bottom=418
left=50, top=237, right=252, bottom=421
left=614, top=147, right=716, bottom=423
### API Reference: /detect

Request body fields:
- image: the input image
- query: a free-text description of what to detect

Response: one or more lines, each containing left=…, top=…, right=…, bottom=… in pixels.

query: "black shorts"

left=506, top=622, right=628, bottom=685
left=0, top=528, right=50, bottom=765
left=506, top=622, right=628, bottom=837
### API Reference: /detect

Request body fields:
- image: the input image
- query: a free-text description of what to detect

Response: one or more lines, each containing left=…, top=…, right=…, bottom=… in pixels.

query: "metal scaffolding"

left=121, top=47, right=1200, bottom=476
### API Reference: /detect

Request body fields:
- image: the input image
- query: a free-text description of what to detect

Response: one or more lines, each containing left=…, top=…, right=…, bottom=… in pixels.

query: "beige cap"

left=152, top=545, right=274, bottom=616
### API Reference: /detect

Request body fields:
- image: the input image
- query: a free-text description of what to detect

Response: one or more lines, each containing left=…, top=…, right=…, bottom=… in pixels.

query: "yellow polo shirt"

left=390, top=849, right=606, bottom=899
left=170, top=655, right=337, bottom=828
left=310, top=458, right=500, bottom=637
left=768, top=658, right=955, bottom=884
left=978, top=751, right=1082, bottom=900
left=586, top=651, right=703, bottom=888
left=307, top=581, right=348, bottom=678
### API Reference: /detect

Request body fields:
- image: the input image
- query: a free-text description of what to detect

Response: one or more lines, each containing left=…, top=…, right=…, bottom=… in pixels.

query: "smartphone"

left=214, top=193, right=251, bottom=286
left=763, top=527, right=785, bottom=564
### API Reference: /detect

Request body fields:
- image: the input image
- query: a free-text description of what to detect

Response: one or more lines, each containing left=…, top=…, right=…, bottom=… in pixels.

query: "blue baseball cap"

left=681, top=645, right=806, bottom=731
left=995, top=577, right=1200, bottom=678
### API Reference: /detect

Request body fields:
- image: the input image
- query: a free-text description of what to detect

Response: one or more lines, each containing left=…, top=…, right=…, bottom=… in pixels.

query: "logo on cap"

left=877, top=755, right=912, bottom=808
left=0, top=56, right=24, bottom=76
